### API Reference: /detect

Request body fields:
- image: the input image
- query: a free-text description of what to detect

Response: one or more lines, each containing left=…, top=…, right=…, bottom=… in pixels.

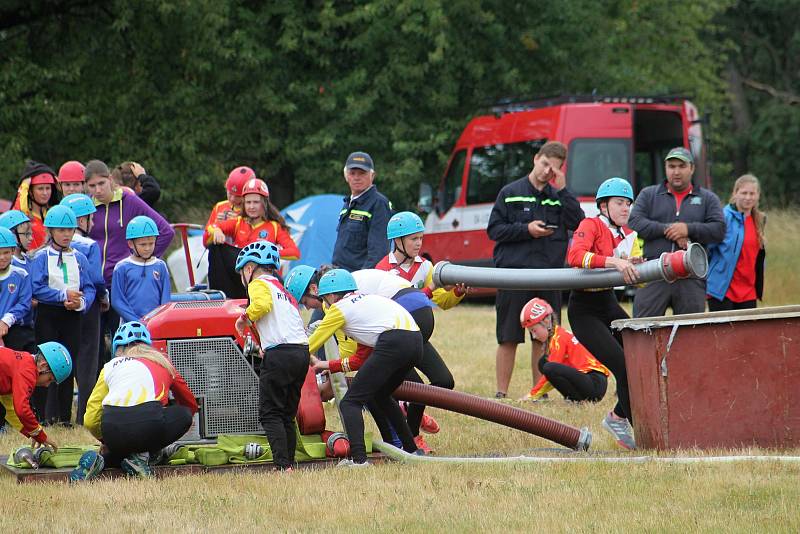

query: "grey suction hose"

left=432, top=242, right=708, bottom=290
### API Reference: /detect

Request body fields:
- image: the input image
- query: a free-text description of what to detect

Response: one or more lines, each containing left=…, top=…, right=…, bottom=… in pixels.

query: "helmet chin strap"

left=600, top=204, right=624, bottom=235
left=49, top=230, right=69, bottom=267
left=14, top=229, right=28, bottom=253
left=131, top=241, right=154, bottom=278
left=394, top=237, right=414, bottom=263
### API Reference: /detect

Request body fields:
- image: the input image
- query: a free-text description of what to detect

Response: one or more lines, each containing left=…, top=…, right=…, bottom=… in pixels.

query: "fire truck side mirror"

left=418, top=182, right=434, bottom=214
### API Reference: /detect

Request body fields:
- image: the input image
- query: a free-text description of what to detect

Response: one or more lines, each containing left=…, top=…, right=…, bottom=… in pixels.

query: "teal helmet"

left=61, top=193, right=97, bottom=218
left=43, top=205, right=78, bottom=229
left=596, top=177, right=634, bottom=205
left=126, top=215, right=159, bottom=239
left=38, top=342, right=73, bottom=384
left=0, top=210, right=30, bottom=231
left=0, top=227, right=16, bottom=249
left=112, top=321, right=152, bottom=356
left=387, top=211, right=424, bottom=240
left=285, top=265, right=317, bottom=303
left=235, top=241, right=280, bottom=272
left=317, top=269, right=358, bottom=296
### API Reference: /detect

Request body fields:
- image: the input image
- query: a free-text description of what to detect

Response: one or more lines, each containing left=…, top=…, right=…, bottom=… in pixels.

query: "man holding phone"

left=487, top=141, right=584, bottom=399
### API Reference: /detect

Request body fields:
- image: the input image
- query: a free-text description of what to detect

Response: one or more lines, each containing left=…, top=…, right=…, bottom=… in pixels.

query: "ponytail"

left=124, top=343, right=176, bottom=378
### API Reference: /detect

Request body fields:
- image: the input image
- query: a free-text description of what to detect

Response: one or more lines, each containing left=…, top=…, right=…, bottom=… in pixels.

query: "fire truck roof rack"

left=487, top=94, right=693, bottom=116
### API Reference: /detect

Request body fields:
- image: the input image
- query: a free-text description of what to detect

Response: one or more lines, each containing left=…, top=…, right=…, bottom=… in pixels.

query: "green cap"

left=665, top=147, right=694, bottom=164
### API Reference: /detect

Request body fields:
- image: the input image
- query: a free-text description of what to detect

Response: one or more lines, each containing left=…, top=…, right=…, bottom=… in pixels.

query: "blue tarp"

left=280, top=194, right=343, bottom=271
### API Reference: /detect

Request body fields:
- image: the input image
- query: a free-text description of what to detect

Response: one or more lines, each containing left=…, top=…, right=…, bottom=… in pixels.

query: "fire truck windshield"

left=566, top=138, right=631, bottom=197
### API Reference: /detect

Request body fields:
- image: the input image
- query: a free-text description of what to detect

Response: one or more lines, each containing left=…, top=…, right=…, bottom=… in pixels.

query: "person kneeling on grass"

left=521, top=298, right=609, bottom=403
left=307, top=269, right=424, bottom=466
left=75, top=322, right=197, bottom=481
left=234, top=241, right=310, bottom=472
left=0, top=342, right=72, bottom=449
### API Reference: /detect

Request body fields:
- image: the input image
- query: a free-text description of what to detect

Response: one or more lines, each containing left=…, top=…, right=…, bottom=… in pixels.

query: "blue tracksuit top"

left=30, top=246, right=96, bottom=312
left=71, top=234, right=109, bottom=302
left=111, top=256, right=171, bottom=322
left=10, top=255, right=34, bottom=326
left=0, top=264, right=32, bottom=328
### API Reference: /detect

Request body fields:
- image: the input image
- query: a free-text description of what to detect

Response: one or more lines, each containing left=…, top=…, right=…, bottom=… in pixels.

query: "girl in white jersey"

left=234, top=241, right=309, bottom=471
left=307, top=269, right=423, bottom=466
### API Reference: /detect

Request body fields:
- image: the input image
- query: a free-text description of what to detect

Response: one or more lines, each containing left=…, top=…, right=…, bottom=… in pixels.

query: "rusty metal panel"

left=613, top=305, right=800, bottom=450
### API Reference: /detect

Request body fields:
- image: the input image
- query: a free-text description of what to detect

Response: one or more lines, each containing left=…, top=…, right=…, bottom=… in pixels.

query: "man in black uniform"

left=487, top=141, right=584, bottom=399
left=332, top=152, right=392, bottom=271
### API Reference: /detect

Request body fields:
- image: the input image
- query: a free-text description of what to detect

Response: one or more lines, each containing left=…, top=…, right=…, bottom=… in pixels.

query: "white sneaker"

left=602, top=412, right=636, bottom=450
left=336, top=459, right=371, bottom=468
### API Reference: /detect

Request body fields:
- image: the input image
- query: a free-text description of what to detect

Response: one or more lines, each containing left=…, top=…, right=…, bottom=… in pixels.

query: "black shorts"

left=495, top=289, right=561, bottom=344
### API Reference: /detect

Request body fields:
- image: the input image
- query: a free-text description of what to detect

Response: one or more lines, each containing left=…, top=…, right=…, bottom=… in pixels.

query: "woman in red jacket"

left=567, top=177, right=641, bottom=450
left=210, top=178, right=300, bottom=261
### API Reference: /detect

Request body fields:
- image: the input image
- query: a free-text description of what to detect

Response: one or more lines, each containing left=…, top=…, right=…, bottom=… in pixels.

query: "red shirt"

left=0, top=348, right=47, bottom=443
left=568, top=217, right=636, bottom=269
left=726, top=214, right=759, bottom=302
left=668, top=185, right=693, bottom=215
left=213, top=217, right=300, bottom=259
left=203, top=200, right=240, bottom=246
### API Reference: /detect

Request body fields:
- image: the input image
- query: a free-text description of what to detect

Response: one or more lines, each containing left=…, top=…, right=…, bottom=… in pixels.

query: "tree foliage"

left=2, top=0, right=758, bottom=220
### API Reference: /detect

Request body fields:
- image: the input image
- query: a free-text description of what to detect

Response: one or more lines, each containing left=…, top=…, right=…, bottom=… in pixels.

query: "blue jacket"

left=706, top=204, right=765, bottom=301
left=0, top=264, right=32, bottom=328
left=71, top=234, right=108, bottom=302
left=111, top=256, right=171, bottom=322
left=30, top=246, right=96, bottom=312
left=10, top=255, right=34, bottom=326
left=332, top=185, right=392, bottom=271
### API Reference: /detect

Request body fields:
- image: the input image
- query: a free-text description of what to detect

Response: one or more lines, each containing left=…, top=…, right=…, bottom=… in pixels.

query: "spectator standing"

left=486, top=141, right=583, bottom=399
left=110, top=161, right=162, bottom=209
left=12, top=161, right=62, bottom=250
left=331, top=152, right=392, bottom=271
left=706, top=174, right=766, bottom=311
left=57, top=161, right=88, bottom=197
left=628, top=147, right=725, bottom=318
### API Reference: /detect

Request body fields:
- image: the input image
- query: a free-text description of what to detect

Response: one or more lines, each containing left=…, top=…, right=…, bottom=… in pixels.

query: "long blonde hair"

left=123, top=343, right=176, bottom=378
left=730, top=174, right=766, bottom=247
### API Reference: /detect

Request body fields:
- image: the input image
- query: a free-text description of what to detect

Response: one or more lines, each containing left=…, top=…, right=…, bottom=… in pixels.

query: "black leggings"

left=101, top=401, right=192, bottom=466
left=34, top=304, right=81, bottom=425
left=259, top=344, right=309, bottom=469
left=340, top=329, right=423, bottom=463
left=539, top=359, right=607, bottom=402
left=568, top=290, right=631, bottom=420
left=707, top=297, right=757, bottom=312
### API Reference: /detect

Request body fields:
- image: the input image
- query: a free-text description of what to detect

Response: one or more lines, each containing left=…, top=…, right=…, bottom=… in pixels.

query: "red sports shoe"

left=414, top=435, right=434, bottom=455
left=420, top=413, right=440, bottom=434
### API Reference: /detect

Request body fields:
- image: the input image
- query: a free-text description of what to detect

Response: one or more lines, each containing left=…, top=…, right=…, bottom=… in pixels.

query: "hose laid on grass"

left=373, top=440, right=800, bottom=464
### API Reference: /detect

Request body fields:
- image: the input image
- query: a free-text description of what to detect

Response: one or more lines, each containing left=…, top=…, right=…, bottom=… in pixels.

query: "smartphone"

left=545, top=224, right=558, bottom=229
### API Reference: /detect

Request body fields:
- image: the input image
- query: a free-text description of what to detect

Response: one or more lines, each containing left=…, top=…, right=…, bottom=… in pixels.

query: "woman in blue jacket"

left=706, top=174, right=766, bottom=311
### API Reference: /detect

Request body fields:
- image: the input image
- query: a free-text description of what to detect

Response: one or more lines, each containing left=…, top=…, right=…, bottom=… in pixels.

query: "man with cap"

left=331, top=151, right=392, bottom=272
left=628, top=146, right=725, bottom=317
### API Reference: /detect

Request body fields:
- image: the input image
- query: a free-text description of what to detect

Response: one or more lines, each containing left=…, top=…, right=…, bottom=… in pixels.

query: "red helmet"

left=226, top=166, right=256, bottom=195
left=57, top=161, right=86, bottom=183
left=241, top=178, right=269, bottom=198
left=520, top=298, right=553, bottom=329
left=30, top=172, right=56, bottom=186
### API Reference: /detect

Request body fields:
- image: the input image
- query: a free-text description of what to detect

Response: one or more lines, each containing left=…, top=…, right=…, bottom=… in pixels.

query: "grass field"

left=2, top=211, right=800, bottom=532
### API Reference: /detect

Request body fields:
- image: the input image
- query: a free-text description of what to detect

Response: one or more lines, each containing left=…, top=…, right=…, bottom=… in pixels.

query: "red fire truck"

left=418, top=95, right=710, bottom=268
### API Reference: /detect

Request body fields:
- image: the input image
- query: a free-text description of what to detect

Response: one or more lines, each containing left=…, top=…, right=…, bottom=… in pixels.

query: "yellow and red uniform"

left=0, top=347, right=48, bottom=444
left=84, top=356, right=197, bottom=440
left=528, top=326, right=610, bottom=399
left=12, top=181, right=47, bottom=250
left=568, top=216, right=641, bottom=270
left=374, top=251, right=465, bottom=309
left=210, top=217, right=300, bottom=260
left=202, top=200, right=241, bottom=246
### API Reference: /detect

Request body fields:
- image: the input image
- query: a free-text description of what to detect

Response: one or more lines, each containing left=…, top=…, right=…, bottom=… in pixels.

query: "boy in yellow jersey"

left=307, top=269, right=423, bottom=466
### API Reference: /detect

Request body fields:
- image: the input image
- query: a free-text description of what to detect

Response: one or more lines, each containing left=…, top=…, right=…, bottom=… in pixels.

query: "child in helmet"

left=80, top=322, right=197, bottom=479
left=57, top=161, right=87, bottom=197
left=234, top=241, right=310, bottom=471
left=0, top=341, right=72, bottom=449
left=0, top=211, right=37, bottom=355
left=210, top=177, right=300, bottom=260
left=111, top=216, right=172, bottom=323
left=307, top=269, right=423, bottom=465
left=0, top=227, right=33, bottom=350
left=12, top=161, right=62, bottom=250
left=520, top=297, right=609, bottom=402
left=61, top=194, right=108, bottom=424
left=204, top=166, right=252, bottom=298
left=567, top=177, right=642, bottom=450
left=30, top=205, right=96, bottom=425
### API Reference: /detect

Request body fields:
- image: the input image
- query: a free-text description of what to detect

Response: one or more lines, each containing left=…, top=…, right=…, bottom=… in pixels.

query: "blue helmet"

left=596, top=177, right=634, bottom=204
left=285, top=265, right=317, bottom=303
left=235, top=241, right=280, bottom=272
left=317, top=269, right=358, bottom=296
left=43, top=205, right=78, bottom=229
left=0, top=210, right=30, bottom=231
left=61, top=193, right=97, bottom=218
left=112, top=321, right=152, bottom=356
left=387, top=211, right=425, bottom=240
left=0, top=227, right=17, bottom=249
left=38, top=341, right=73, bottom=384
left=126, top=215, right=159, bottom=240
